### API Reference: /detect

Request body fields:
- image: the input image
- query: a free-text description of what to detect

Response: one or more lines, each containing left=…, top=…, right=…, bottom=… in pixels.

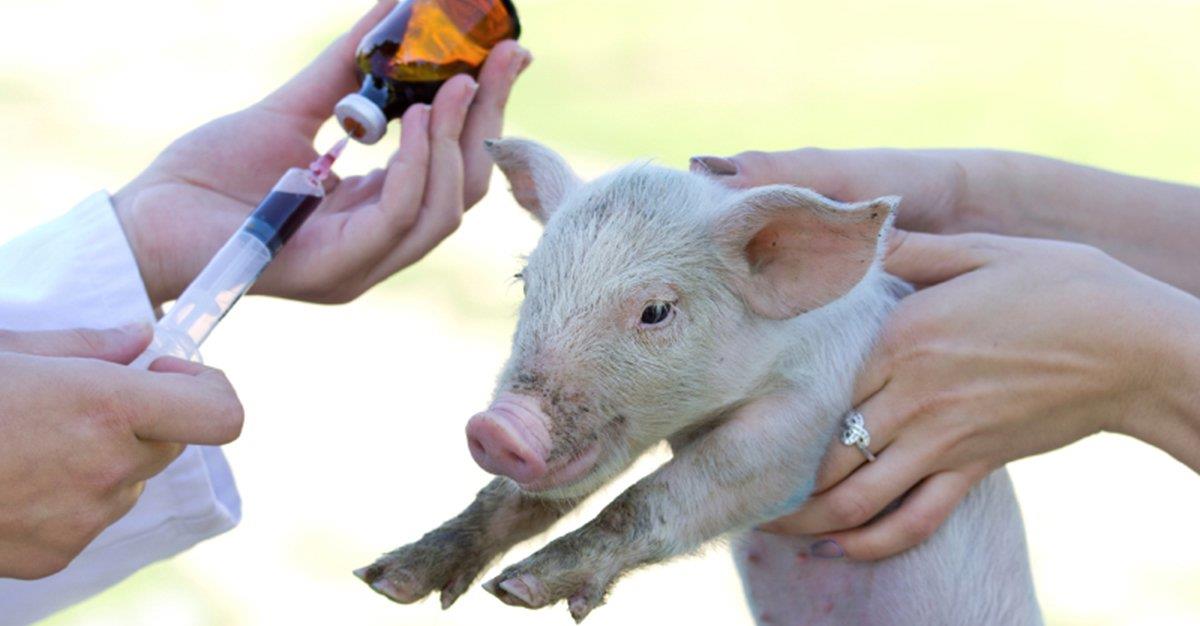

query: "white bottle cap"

left=335, top=93, right=388, bottom=145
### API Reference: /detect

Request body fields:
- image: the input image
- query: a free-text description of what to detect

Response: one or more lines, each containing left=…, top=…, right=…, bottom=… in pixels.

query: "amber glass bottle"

left=336, top=0, right=520, bottom=144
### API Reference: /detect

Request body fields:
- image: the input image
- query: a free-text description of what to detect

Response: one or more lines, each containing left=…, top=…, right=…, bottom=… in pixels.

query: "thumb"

left=883, top=230, right=1008, bottom=286
left=689, top=149, right=847, bottom=199
left=259, top=1, right=398, bottom=130
left=0, top=323, right=152, bottom=363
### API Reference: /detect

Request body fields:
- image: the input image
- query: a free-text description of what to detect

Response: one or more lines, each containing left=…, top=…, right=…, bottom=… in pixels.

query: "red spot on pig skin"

left=759, top=612, right=774, bottom=624
left=746, top=551, right=762, bottom=565
left=822, top=599, right=834, bottom=614
left=796, top=551, right=809, bottom=562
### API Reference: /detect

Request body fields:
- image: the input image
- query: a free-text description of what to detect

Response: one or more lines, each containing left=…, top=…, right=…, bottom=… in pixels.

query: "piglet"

left=355, top=139, right=1042, bottom=625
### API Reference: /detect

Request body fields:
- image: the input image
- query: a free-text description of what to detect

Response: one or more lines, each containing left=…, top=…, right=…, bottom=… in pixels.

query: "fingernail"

left=690, top=155, right=738, bottom=176
left=510, top=49, right=533, bottom=79
left=517, top=50, right=534, bottom=75
left=810, top=539, right=844, bottom=559
left=402, top=104, right=430, bottom=135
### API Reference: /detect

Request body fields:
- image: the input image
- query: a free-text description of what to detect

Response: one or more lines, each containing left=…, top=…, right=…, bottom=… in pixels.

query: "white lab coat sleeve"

left=0, top=192, right=241, bottom=625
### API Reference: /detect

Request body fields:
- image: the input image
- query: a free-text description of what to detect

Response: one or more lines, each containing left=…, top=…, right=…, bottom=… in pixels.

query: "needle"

left=308, top=135, right=351, bottom=182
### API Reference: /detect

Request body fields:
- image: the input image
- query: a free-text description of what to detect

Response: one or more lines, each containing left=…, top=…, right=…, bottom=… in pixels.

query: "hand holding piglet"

left=762, top=230, right=1200, bottom=559
left=354, top=139, right=1044, bottom=624
left=693, top=148, right=1200, bottom=560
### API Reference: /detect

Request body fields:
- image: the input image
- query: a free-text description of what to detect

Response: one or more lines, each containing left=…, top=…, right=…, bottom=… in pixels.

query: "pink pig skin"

left=355, top=138, right=1042, bottom=625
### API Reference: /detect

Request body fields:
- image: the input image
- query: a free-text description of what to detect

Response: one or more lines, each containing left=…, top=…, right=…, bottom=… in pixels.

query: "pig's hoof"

left=484, top=563, right=613, bottom=621
left=358, top=566, right=424, bottom=604
left=493, top=573, right=547, bottom=607
left=439, top=570, right=477, bottom=610
left=567, top=582, right=608, bottom=623
left=355, top=542, right=489, bottom=609
left=485, top=572, right=549, bottom=608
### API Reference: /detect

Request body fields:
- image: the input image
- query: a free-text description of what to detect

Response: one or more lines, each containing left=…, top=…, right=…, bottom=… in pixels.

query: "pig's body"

left=356, top=139, right=1042, bottom=624
left=737, top=470, right=1040, bottom=625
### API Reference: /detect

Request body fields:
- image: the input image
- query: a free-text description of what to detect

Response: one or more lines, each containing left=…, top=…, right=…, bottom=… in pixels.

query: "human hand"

left=759, top=231, right=1200, bottom=560
left=114, top=1, right=533, bottom=308
left=689, top=148, right=971, bottom=234
left=691, top=147, right=1200, bottom=298
left=0, top=326, right=244, bottom=579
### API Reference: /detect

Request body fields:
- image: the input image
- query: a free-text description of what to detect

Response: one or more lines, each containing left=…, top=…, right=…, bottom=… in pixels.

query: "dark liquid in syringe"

left=250, top=191, right=324, bottom=254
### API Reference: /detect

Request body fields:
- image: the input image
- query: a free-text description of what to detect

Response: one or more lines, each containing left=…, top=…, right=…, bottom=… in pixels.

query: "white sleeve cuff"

left=0, top=193, right=242, bottom=625
left=0, top=191, right=154, bottom=329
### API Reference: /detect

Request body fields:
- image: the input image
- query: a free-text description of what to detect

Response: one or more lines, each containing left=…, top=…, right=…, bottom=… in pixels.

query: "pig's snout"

left=466, top=393, right=553, bottom=484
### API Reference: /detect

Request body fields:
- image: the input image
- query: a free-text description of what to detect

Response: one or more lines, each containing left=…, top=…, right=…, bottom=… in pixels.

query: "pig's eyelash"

left=509, top=271, right=527, bottom=291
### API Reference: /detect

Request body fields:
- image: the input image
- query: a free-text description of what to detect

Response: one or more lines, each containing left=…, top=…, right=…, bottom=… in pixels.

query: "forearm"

left=1114, top=289, right=1200, bottom=474
left=1163, top=338, right=1200, bottom=474
left=944, top=150, right=1200, bottom=295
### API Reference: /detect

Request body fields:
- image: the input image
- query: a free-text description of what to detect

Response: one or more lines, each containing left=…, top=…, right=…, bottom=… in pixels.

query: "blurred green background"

left=2, top=0, right=1198, bottom=624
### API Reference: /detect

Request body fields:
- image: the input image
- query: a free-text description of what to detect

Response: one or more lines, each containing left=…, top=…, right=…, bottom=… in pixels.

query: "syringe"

left=130, top=137, right=350, bottom=369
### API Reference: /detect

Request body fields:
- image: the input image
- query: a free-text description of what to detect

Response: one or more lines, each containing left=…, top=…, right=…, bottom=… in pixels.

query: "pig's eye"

left=640, top=301, right=674, bottom=326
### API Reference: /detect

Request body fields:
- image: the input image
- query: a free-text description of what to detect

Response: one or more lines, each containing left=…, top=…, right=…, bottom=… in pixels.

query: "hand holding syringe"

left=128, top=0, right=524, bottom=369
left=130, top=137, right=349, bottom=369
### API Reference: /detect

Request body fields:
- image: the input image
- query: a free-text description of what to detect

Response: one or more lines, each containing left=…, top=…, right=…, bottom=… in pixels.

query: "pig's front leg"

left=356, top=477, right=579, bottom=609
left=485, top=395, right=828, bottom=622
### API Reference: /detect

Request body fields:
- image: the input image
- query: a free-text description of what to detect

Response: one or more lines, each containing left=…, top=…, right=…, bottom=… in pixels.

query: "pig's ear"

left=485, top=138, right=582, bottom=223
left=715, top=186, right=897, bottom=319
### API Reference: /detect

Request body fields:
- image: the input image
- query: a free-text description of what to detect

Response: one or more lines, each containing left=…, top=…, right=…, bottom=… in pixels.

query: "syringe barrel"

left=130, top=166, right=326, bottom=370
left=131, top=230, right=272, bottom=369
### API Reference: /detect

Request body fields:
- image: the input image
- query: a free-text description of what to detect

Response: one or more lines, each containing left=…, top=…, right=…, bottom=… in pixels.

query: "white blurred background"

left=1, top=1, right=1198, bottom=624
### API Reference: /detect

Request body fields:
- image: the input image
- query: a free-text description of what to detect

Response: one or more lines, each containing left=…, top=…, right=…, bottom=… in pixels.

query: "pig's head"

left=467, top=139, right=895, bottom=498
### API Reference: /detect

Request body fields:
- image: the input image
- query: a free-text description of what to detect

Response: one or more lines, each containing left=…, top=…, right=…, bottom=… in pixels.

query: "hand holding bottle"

left=113, top=1, right=532, bottom=309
